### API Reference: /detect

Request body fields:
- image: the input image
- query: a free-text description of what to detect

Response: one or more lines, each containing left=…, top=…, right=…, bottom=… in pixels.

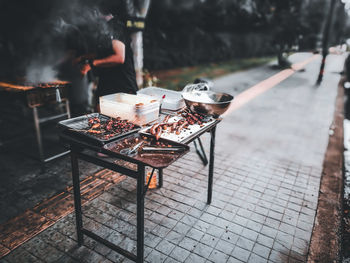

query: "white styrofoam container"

left=137, top=87, right=185, bottom=111
left=99, top=93, right=160, bottom=125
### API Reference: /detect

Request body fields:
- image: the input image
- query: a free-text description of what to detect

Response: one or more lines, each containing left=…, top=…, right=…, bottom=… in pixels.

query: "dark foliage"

left=143, top=0, right=309, bottom=70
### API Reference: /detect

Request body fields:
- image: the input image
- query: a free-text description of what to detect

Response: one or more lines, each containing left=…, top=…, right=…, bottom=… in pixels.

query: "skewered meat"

left=150, top=123, right=161, bottom=135
left=155, top=126, right=162, bottom=140
left=84, top=116, right=137, bottom=140
left=91, top=123, right=101, bottom=129
left=146, top=110, right=210, bottom=140
left=163, top=115, right=170, bottom=123
left=176, top=121, right=188, bottom=135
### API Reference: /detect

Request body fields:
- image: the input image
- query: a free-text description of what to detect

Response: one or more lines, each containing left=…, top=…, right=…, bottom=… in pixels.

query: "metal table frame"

left=32, top=99, right=71, bottom=164
left=0, top=83, right=71, bottom=164
left=64, top=121, right=218, bottom=263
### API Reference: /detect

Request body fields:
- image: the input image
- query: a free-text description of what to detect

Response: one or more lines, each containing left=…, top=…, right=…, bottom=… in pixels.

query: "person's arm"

left=93, top=39, right=125, bottom=67
left=80, top=39, right=125, bottom=75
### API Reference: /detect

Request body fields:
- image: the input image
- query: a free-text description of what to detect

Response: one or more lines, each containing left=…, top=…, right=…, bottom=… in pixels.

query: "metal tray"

left=139, top=115, right=217, bottom=143
left=103, top=133, right=190, bottom=168
left=58, top=113, right=141, bottom=146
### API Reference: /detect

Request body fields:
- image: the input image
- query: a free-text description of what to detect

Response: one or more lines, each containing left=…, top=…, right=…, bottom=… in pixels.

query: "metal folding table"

left=60, top=118, right=220, bottom=263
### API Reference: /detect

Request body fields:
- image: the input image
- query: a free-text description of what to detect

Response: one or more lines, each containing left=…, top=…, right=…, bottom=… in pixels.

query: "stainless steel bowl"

left=182, top=91, right=234, bottom=117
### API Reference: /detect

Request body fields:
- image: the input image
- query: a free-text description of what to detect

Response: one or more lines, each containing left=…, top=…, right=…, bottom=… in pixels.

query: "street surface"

left=0, top=52, right=346, bottom=262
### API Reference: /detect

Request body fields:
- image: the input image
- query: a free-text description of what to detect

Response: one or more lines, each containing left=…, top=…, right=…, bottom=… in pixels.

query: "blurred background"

left=0, top=0, right=349, bottom=84
left=1, top=0, right=350, bottom=261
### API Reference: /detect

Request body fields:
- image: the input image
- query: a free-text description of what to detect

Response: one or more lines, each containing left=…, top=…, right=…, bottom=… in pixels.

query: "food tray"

left=139, top=115, right=216, bottom=143
left=58, top=113, right=141, bottom=146
left=137, top=87, right=185, bottom=111
left=103, top=133, right=190, bottom=168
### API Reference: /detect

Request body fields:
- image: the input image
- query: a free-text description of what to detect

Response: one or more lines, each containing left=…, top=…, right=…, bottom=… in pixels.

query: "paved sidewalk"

left=1, top=53, right=345, bottom=263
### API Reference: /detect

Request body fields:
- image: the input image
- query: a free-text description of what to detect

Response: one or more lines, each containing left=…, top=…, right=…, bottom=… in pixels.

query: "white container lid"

left=137, top=87, right=185, bottom=111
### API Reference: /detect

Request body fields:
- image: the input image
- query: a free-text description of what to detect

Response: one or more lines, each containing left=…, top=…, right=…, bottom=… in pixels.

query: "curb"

left=308, top=79, right=344, bottom=262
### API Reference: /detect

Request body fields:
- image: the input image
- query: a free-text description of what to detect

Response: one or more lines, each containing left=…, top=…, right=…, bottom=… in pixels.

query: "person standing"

left=79, top=11, right=138, bottom=108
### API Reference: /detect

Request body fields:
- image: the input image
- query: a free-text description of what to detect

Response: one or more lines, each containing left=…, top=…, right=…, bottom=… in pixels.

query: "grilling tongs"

left=120, top=141, right=144, bottom=156
left=141, top=146, right=186, bottom=153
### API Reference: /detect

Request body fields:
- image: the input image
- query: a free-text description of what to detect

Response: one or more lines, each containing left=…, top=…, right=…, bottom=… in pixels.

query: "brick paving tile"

left=227, top=256, right=245, bottom=263
left=186, top=228, right=205, bottom=241
left=252, top=242, right=271, bottom=259
left=145, top=249, right=167, bottom=263
left=156, top=239, right=176, bottom=255
left=4, top=246, right=44, bottom=263
left=240, top=228, right=259, bottom=242
left=192, top=242, right=213, bottom=259
left=144, top=233, right=162, bottom=248
left=256, top=234, right=274, bottom=248
left=169, top=246, right=191, bottom=262
left=152, top=225, right=171, bottom=238
left=184, top=253, right=206, bottom=263
left=200, top=233, right=219, bottom=248
left=232, top=215, right=249, bottom=229
left=231, top=246, right=251, bottom=262
left=236, top=236, right=255, bottom=251
left=290, top=246, right=307, bottom=262
left=21, top=236, right=65, bottom=262
left=160, top=217, right=178, bottom=229
left=163, top=257, right=181, bottom=263
left=206, top=225, right=225, bottom=238
left=85, top=237, right=111, bottom=257
left=164, top=231, right=183, bottom=245
left=193, top=220, right=211, bottom=233
left=292, top=236, right=308, bottom=251
left=105, top=249, right=124, bottom=262
left=221, top=230, right=239, bottom=245
left=177, top=236, right=198, bottom=252
left=248, top=253, right=268, bottom=263
left=268, top=249, right=290, bottom=263
left=180, top=215, right=197, bottom=227
left=69, top=245, right=112, bottom=263
left=215, top=239, right=234, bottom=255
left=208, top=249, right=230, bottom=262
left=55, top=254, right=80, bottom=262
left=246, top=219, right=263, bottom=233
left=272, top=240, right=291, bottom=254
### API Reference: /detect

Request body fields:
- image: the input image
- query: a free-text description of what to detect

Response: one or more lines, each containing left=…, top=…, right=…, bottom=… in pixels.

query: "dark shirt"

left=94, top=19, right=138, bottom=98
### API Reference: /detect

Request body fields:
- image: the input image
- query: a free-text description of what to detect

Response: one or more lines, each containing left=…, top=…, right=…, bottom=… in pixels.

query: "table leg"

left=32, top=107, right=44, bottom=163
left=158, top=169, right=163, bottom=188
left=194, top=138, right=208, bottom=166
left=207, top=126, right=216, bottom=204
left=65, top=100, right=71, bottom=119
left=137, top=165, right=145, bottom=263
left=70, top=150, right=84, bottom=246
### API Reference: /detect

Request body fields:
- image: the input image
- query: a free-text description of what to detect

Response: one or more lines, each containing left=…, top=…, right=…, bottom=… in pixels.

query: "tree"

left=316, top=0, right=336, bottom=84
left=268, top=0, right=304, bottom=67
left=125, top=0, right=151, bottom=87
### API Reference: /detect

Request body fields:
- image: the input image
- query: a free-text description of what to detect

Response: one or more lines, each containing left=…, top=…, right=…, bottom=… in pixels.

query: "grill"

left=0, top=81, right=70, bottom=107
left=0, top=80, right=71, bottom=164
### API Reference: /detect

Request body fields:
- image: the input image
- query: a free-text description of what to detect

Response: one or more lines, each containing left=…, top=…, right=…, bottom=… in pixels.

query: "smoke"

left=0, top=0, right=121, bottom=83
left=26, top=64, right=58, bottom=84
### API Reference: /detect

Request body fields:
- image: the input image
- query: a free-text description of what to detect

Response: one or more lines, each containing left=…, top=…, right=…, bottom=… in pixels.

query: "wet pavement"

left=0, top=52, right=346, bottom=262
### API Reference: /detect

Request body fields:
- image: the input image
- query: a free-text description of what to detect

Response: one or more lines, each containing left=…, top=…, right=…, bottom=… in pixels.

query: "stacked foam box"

left=100, top=93, right=160, bottom=125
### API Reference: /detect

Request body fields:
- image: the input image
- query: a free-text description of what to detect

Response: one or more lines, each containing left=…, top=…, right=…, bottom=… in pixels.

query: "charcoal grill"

left=0, top=81, right=71, bottom=163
